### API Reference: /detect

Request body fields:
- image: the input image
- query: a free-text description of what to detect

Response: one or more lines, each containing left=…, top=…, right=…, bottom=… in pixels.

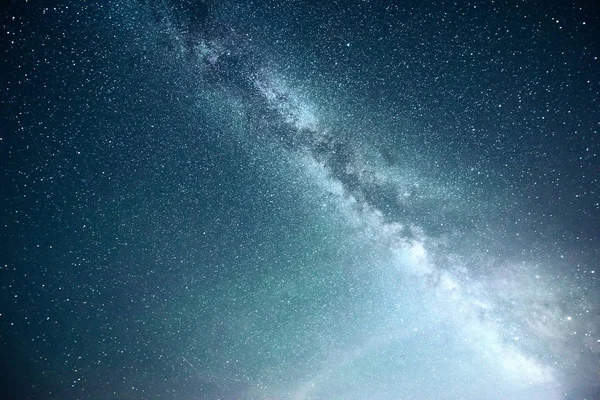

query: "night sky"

left=1, top=1, right=599, bottom=399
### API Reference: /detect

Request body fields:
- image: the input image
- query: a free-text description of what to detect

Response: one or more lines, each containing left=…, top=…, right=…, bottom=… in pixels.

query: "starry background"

left=1, top=0, right=599, bottom=399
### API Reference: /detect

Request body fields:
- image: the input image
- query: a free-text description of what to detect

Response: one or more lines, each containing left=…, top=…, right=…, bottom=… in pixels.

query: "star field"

left=1, top=1, right=599, bottom=399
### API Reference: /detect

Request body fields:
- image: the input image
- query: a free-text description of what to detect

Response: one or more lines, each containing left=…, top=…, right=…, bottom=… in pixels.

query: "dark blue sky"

left=2, top=1, right=599, bottom=399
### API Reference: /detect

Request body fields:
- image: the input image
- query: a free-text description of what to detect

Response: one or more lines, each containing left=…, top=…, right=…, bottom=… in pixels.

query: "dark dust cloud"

left=1, top=1, right=599, bottom=399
